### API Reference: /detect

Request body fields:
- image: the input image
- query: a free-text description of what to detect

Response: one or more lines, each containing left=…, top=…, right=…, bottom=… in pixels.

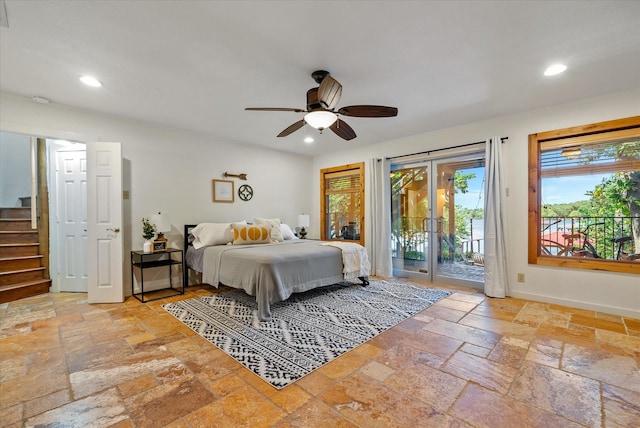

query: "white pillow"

left=254, top=217, right=283, bottom=243
left=281, top=223, right=298, bottom=240
left=191, top=221, right=246, bottom=249
left=232, top=223, right=271, bottom=245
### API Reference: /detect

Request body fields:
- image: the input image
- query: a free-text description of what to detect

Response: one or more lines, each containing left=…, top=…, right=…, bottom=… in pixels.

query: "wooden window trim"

left=528, top=116, right=640, bottom=274
left=320, top=162, right=365, bottom=246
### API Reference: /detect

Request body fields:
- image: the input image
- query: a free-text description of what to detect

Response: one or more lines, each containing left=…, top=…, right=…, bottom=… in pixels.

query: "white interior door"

left=87, top=142, right=123, bottom=303
left=56, top=149, right=88, bottom=292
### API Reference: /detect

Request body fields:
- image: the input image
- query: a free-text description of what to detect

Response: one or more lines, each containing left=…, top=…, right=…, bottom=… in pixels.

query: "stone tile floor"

left=0, top=279, right=639, bottom=427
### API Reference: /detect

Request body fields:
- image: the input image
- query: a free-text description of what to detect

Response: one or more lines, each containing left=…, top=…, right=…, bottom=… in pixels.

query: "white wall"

left=0, top=131, right=31, bottom=207
left=313, top=89, right=640, bottom=318
left=1, top=91, right=313, bottom=292
left=2, top=89, right=638, bottom=316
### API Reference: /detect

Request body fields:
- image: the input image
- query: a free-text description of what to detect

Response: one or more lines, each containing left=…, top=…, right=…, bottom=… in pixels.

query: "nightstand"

left=131, top=248, right=185, bottom=302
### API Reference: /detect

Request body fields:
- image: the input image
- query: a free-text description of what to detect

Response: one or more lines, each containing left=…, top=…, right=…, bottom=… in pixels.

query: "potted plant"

left=141, top=217, right=155, bottom=252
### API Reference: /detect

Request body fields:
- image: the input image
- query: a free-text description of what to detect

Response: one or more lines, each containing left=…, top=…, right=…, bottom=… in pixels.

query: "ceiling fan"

left=245, top=70, right=398, bottom=141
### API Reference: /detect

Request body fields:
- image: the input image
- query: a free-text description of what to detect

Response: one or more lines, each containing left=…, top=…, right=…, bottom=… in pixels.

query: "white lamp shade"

left=151, top=212, right=171, bottom=233
left=304, top=111, right=337, bottom=130
left=297, top=214, right=310, bottom=228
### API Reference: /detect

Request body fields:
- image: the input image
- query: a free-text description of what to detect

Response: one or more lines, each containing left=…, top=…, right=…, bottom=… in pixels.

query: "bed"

left=183, top=223, right=370, bottom=321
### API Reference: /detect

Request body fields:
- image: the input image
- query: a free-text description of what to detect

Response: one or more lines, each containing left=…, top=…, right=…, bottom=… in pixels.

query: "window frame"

left=320, top=162, right=365, bottom=246
left=528, top=116, right=640, bottom=274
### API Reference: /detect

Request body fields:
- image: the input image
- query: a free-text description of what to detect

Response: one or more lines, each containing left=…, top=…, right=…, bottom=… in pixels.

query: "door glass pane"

left=325, top=171, right=361, bottom=241
left=435, top=158, right=485, bottom=284
left=390, top=166, right=429, bottom=274
left=326, top=192, right=361, bottom=241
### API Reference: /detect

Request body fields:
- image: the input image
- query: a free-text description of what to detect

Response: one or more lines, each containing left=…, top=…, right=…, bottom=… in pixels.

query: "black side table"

left=131, top=249, right=185, bottom=302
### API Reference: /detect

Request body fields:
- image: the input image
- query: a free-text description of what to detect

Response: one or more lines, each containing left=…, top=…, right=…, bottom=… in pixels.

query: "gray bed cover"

left=201, top=240, right=347, bottom=321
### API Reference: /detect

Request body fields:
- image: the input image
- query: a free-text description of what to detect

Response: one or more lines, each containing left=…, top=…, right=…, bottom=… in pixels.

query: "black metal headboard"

left=183, top=224, right=198, bottom=286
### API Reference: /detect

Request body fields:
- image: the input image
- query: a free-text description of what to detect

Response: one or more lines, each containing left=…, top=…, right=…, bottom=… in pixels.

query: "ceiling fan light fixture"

left=304, top=111, right=337, bottom=131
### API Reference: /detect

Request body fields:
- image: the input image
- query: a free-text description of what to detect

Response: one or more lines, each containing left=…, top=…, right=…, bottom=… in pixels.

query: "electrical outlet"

left=517, top=273, right=525, bottom=283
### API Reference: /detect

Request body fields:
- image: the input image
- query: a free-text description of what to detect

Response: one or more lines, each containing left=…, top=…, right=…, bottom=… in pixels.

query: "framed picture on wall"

left=213, top=179, right=234, bottom=203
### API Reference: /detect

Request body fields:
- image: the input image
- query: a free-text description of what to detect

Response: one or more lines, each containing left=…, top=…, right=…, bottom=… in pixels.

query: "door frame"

left=1, top=126, right=125, bottom=302
left=48, top=140, right=88, bottom=293
left=391, top=149, right=486, bottom=289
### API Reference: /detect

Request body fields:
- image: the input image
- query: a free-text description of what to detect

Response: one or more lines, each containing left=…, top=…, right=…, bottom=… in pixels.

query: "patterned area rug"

left=162, top=280, right=450, bottom=389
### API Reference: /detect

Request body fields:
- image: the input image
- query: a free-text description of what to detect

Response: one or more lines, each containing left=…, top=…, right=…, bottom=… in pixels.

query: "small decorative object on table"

left=141, top=217, right=155, bottom=253
left=151, top=212, right=171, bottom=252
left=152, top=241, right=167, bottom=252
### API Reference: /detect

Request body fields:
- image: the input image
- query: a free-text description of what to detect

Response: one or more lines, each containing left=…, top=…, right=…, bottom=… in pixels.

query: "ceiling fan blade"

left=318, top=75, right=342, bottom=109
left=337, top=105, right=398, bottom=118
left=277, top=120, right=306, bottom=137
left=329, top=119, right=356, bottom=141
left=245, top=107, right=305, bottom=112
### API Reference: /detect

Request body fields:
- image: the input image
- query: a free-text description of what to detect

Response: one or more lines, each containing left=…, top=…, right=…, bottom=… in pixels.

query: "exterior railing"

left=461, top=238, right=484, bottom=255
left=391, top=216, right=484, bottom=262
left=541, top=216, right=638, bottom=259
left=391, top=215, right=638, bottom=263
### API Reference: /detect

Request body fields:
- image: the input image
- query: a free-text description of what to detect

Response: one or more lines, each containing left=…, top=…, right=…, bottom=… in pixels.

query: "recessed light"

left=304, top=137, right=314, bottom=143
left=80, top=75, right=102, bottom=87
left=544, top=64, right=567, bottom=76
left=32, top=95, right=50, bottom=104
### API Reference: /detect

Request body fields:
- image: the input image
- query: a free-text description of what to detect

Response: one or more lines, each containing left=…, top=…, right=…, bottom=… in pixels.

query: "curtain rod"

left=386, top=136, right=508, bottom=161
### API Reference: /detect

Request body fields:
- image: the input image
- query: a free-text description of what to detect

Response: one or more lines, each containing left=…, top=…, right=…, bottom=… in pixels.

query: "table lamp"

left=151, top=212, right=171, bottom=243
left=297, top=214, right=310, bottom=239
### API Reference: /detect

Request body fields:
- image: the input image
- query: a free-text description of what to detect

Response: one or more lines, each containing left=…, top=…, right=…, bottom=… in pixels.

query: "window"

left=528, top=116, right=640, bottom=274
left=321, top=163, right=365, bottom=246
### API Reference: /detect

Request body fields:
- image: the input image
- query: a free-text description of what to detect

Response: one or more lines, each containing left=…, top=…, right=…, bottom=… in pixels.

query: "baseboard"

left=509, top=290, right=640, bottom=319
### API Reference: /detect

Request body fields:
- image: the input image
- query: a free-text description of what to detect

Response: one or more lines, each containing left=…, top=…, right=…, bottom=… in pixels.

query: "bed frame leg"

left=359, top=277, right=369, bottom=286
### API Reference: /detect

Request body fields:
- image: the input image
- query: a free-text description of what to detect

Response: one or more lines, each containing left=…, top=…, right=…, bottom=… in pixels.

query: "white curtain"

left=484, top=137, right=510, bottom=298
left=365, top=158, right=392, bottom=277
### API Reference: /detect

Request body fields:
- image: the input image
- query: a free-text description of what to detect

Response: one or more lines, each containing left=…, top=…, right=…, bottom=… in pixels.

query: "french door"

left=391, top=152, right=486, bottom=289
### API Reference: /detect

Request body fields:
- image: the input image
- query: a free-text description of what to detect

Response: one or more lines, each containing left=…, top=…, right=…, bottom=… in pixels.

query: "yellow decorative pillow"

left=232, top=223, right=271, bottom=245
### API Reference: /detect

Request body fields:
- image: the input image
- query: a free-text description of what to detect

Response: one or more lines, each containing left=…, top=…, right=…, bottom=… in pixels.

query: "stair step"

left=0, top=279, right=51, bottom=303
left=0, top=267, right=46, bottom=285
left=0, top=255, right=43, bottom=271
left=0, top=208, right=31, bottom=219
left=0, top=231, right=39, bottom=244
left=0, top=219, right=33, bottom=231
left=0, top=244, right=39, bottom=258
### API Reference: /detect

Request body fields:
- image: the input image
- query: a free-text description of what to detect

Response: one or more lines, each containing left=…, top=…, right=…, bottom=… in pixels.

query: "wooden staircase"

left=0, top=207, right=51, bottom=303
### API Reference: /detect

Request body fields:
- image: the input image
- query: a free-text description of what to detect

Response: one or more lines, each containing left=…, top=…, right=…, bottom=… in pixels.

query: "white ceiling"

left=1, top=1, right=639, bottom=156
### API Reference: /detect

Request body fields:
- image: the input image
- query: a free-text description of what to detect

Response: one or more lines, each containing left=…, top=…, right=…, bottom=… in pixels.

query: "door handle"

left=106, top=227, right=120, bottom=233
left=423, top=217, right=430, bottom=233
